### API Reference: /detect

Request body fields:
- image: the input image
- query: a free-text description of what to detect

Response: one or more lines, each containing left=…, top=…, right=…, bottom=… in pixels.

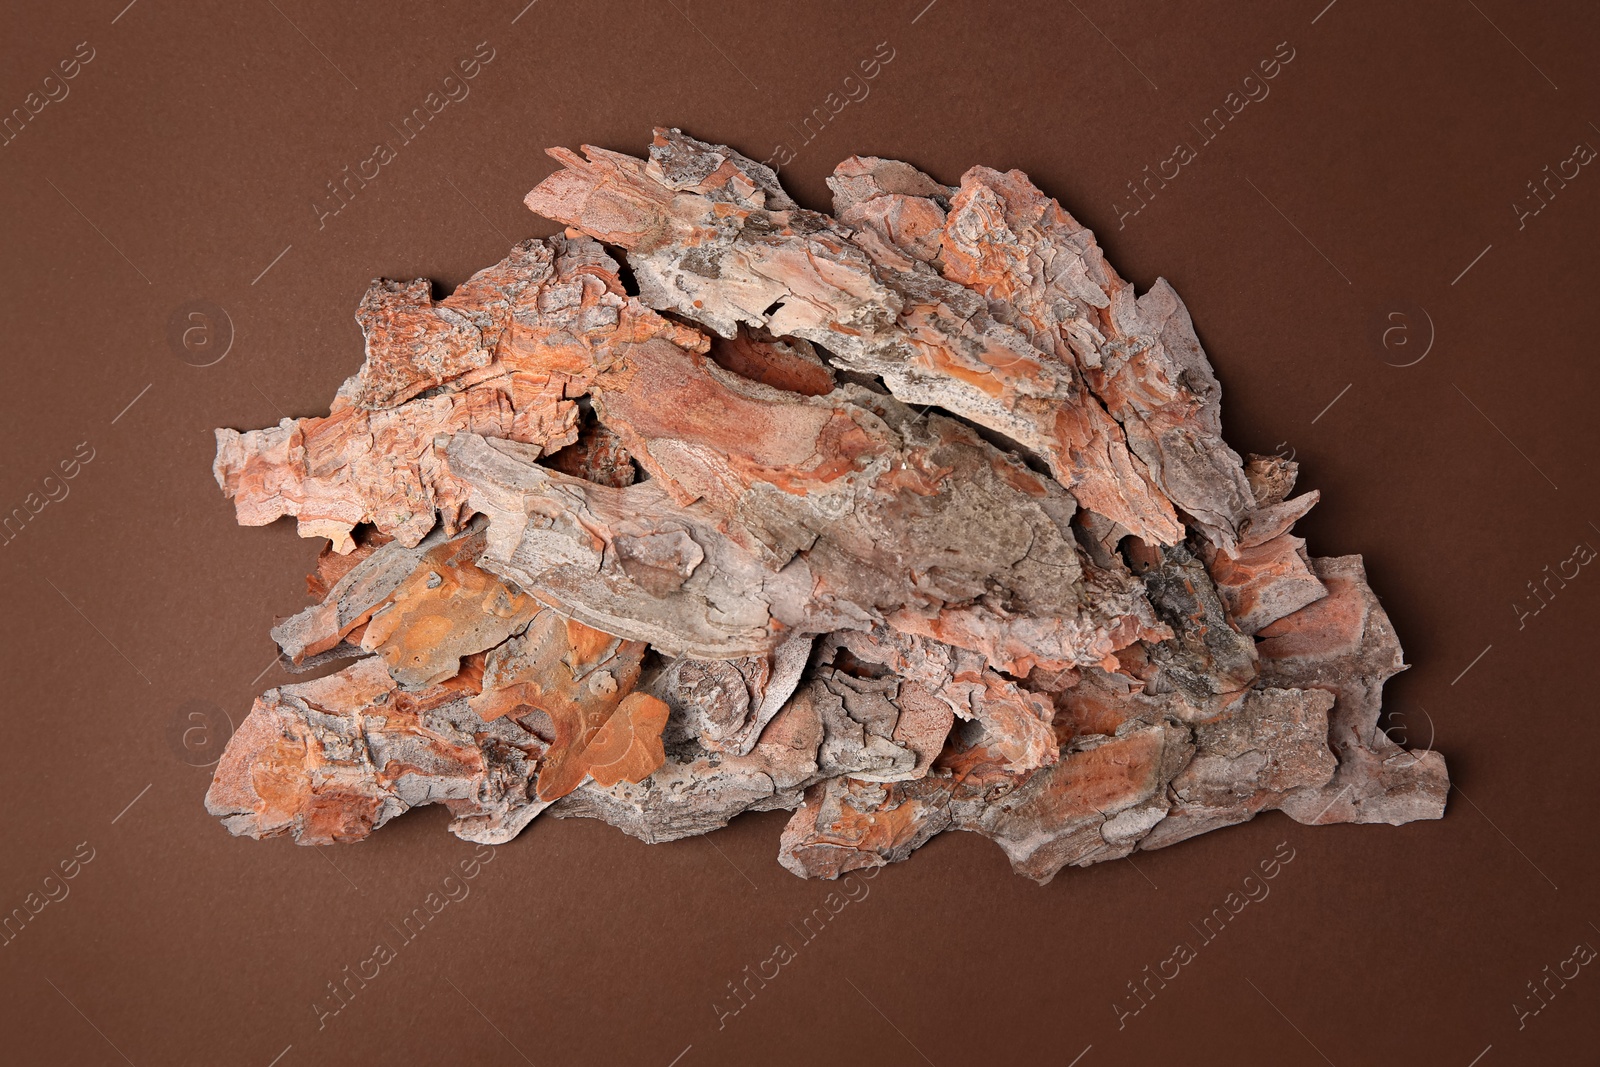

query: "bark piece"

left=1206, top=532, right=1327, bottom=636
left=271, top=518, right=538, bottom=688
left=1245, top=453, right=1299, bottom=507
left=204, top=658, right=548, bottom=845
left=1138, top=687, right=1338, bottom=851
left=779, top=776, right=953, bottom=879
left=575, top=692, right=671, bottom=790
left=816, top=627, right=1057, bottom=774
left=649, top=630, right=814, bottom=756
left=549, top=687, right=825, bottom=843
left=1258, top=556, right=1448, bottom=825
left=358, top=521, right=540, bottom=686
left=963, top=722, right=1194, bottom=884
left=1239, top=490, right=1320, bottom=548
left=829, top=155, right=954, bottom=264
left=466, top=609, right=658, bottom=801
left=446, top=399, right=1164, bottom=675
left=272, top=525, right=452, bottom=664
left=936, top=167, right=1256, bottom=550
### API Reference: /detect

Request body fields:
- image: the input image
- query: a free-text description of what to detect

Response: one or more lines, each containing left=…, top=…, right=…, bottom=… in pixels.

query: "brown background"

left=2, top=1, right=1596, bottom=1064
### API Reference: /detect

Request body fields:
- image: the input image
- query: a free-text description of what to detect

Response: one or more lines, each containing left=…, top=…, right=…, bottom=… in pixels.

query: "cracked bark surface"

left=206, top=128, right=1447, bottom=883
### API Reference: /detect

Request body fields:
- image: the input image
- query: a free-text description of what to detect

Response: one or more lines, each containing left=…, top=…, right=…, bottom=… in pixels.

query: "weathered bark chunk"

left=357, top=520, right=540, bottom=687
left=467, top=609, right=662, bottom=801
left=1139, top=687, right=1337, bottom=850
left=1207, top=532, right=1327, bottom=636
left=779, top=776, right=953, bottom=879
left=204, top=658, right=549, bottom=845
left=1258, top=556, right=1448, bottom=825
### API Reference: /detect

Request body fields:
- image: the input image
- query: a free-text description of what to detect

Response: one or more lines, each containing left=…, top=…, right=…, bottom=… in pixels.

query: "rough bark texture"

left=206, top=128, right=1447, bottom=883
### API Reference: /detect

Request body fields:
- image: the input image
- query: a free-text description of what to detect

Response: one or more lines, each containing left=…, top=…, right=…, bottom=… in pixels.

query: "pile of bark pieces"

left=205, top=129, right=1447, bottom=883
